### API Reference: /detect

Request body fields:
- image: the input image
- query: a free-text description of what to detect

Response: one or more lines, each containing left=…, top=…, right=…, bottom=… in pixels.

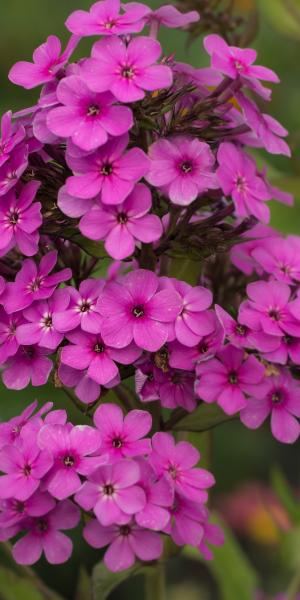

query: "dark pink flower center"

left=168, top=464, right=178, bottom=479
left=198, top=342, right=208, bottom=354
left=120, top=525, right=131, bottom=536
left=63, top=455, right=75, bottom=467
left=8, top=210, right=20, bottom=225
left=112, top=437, right=123, bottom=448
left=104, top=19, right=117, bottom=30
left=94, top=343, right=105, bottom=353
left=13, top=500, right=25, bottom=513
left=36, top=518, right=48, bottom=533
left=236, top=175, right=247, bottom=192
left=271, top=391, right=283, bottom=404
left=117, top=212, right=128, bottom=224
left=42, top=314, right=52, bottom=329
left=101, top=163, right=113, bottom=176
left=121, top=66, right=135, bottom=79
left=235, top=324, right=247, bottom=336
left=132, top=305, right=144, bottom=318
left=180, top=161, right=193, bottom=174
left=233, top=58, right=245, bottom=73
left=79, top=300, right=91, bottom=313
left=268, top=309, right=280, bottom=321
left=103, top=484, right=114, bottom=496
left=87, top=104, right=100, bottom=117
left=23, top=464, right=32, bottom=476
left=228, top=372, right=238, bottom=384
left=28, top=276, right=44, bottom=292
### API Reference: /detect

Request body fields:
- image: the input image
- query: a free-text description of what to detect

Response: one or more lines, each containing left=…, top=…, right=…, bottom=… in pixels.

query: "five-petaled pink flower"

left=66, top=0, right=150, bottom=37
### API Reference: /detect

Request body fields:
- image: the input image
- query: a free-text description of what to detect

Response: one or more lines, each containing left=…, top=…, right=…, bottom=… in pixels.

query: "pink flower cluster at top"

left=0, top=0, right=298, bottom=574
left=0, top=401, right=221, bottom=570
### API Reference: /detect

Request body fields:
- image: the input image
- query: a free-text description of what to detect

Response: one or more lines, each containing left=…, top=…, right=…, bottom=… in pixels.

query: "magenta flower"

left=135, top=361, right=160, bottom=403
left=16, top=288, right=70, bottom=350
left=0, top=181, right=42, bottom=257
left=204, top=34, right=279, bottom=85
left=146, top=136, right=217, bottom=206
left=0, top=310, right=23, bottom=366
left=215, top=305, right=280, bottom=353
left=66, top=134, right=150, bottom=204
left=251, top=236, right=300, bottom=285
left=47, top=76, right=133, bottom=151
left=3, top=250, right=72, bottom=314
left=61, top=330, right=141, bottom=386
left=57, top=184, right=96, bottom=218
left=12, top=500, right=80, bottom=565
left=84, top=519, right=163, bottom=572
left=154, top=367, right=197, bottom=412
left=149, top=433, right=215, bottom=502
left=97, top=270, right=182, bottom=351
left=262, top=334, right=300, bottom=366
left=37, top=424, right=103, bottom=500
left=0, top=434, right=53, bottom=501
left=160, top=277, right=213, bottom=346
left=168, top=319, right=224, bottom=370
left=239, top=281, right=300, bottom=338
left=147, top=5, right=199, bottom=33
left=79, top=184, right=163, bottom=260
left=217, top=143, right=271, bottom=222
left=0, top=491, right=55, bottom=529
left=75, top=459, right=145, bottom=526
left=9, top=34, right=79, bottom=89
left=195, top=345, right=265, bottom=415
left=164, top=493, right=206, bottom=547
left=2, top=346, right=53, bottom=390
left=93, top=403, right=152, bottom=461
left=198, top=519, right=225, bottom=560
left=83, top=36, right=173, bottom=103
left=0, top=111, right=25, bottom=168
left=66, top=0, right=150, bottom=37
left=0, top=145, right=28, bottom=197
left=135, top=458, right=173, bottom=531
left=53, top=278, right=104, bottom=334
left=0, top=400, right=50, bottom=450
left=240, top=371, right=300, bottom=444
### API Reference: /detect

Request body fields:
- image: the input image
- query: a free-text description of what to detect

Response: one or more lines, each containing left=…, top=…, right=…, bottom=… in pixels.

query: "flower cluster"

left=0, top=0, right=298, bottom=576
left=0, top=401, right=221, bottom=570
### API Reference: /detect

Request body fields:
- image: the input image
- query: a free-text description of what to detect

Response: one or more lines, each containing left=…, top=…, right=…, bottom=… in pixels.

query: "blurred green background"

left=0, top=1, right=300, bottom=599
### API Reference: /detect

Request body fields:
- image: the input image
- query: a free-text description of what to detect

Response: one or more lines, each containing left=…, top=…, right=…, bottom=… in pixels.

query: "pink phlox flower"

left=37, top=423, right=104, bottom=500
left=262, top=333, right=300, bottom=366
left=16, top=288, right=70, bottom=350
left=47, top=76, right=133, bottom=151
left=164, top=493, right=206, bottom=547
left=61, top=329, right=141, bottom=386
left=66, top=0, right=150, bottom=37
left=135, top=458, right=173, bottom=531
left=66, top=134, right=150, bottom=204
left=9, top=34, right=80, bottom=90
left=12, top=499, right=80, bottom=565
left=57, top=184, right=96, bottom=218
left=198, top=519, right=225, bottom=560
left=0, top=491, right=55, bottom=531
left=251, top=236, right=300, bottom=285
left=2, top=345, right=53, bottom=390
left=83, top=35, right=173, bottom=103
left=195, top=344, right=265, bottom=415
left=97, top=269, right=182, bottom=352
left=147, top=5, right=199, bottom=38
left=230, top=224, right=281, bottom=276
left=0, top=400, right=52, bottom=450
left=149, top=432, right=215, bottom=502
left=93, top=403, right=152, bottom=461
left=79, top=183, right=163, bottom=260
left=168, top=317, right=224, bottom=370
left=83, top=518, right=163, bottom=572
left=153, top=367, right=197, bottom=412
left=237, top=93, right=291, bottom=157
left=240, top=370, right=300, bottom=444
left=53, top=278, right=104, bottom=334
left=75, top=459, right=146, bottom=526
left=217, top=142, right=272, bottom=222
left=0, top=145, right=28, bottom=197
left=146, top=136, right=218, bottom=206
left=58, top=363, right=104, bottom=405
left=0, top=111, right=25, bottom=167
left=3, top=250, right=72, bottom=314
left=0, top=432, right=53, bottom=501
left=239, top=281, right=300, bottom=338
left=135, top=361, right=160, bottom=403
left=215, top=305, right=280, bottom=353
left=159, top=277, right=214, bottom=346
left=0, top=180, right=42, bottom=257
left=0, top=309, right=24, bottom=366
left=203, top=34, right=279, bottom=89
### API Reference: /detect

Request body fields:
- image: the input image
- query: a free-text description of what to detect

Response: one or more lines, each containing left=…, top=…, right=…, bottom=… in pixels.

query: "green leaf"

left=0, top=567, right=45, bottom=600
left=75, top=567, right=91, bottom=600
left=92, top=562, right=142, bottom=600
left=257, top=0, right=300, bottom=40
left=62, top=229, right=107, bottom=258
left=281, top=526, right=300, bottom=570
left=184, top=516, right=258, bottom=600
left=172, top=403, right=234, bottom=432
left=271, top=467, right=300, bottom=524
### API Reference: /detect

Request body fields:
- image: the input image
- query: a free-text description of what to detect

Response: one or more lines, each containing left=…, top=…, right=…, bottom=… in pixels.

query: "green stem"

left=145, top=563, right=167, bottom=600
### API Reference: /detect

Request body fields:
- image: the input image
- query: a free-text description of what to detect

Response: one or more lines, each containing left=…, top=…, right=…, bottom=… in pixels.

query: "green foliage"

left=271, top=467, right=300, bottom=524
left=258, top=0, right=300, bottom=40
left=92, top=562, right=142, bottom=599
left=172, top=403, right=234, bottom=432
left=0, top=567, right=48, bottom=600
left=185, top=516, right=259, bottom=600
